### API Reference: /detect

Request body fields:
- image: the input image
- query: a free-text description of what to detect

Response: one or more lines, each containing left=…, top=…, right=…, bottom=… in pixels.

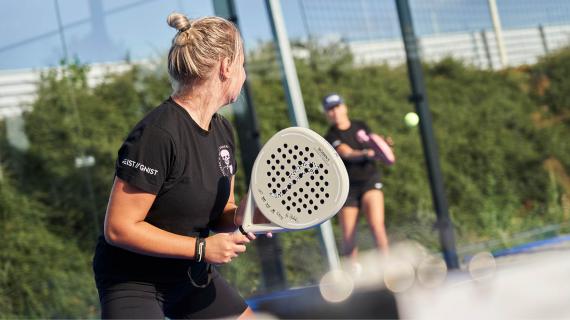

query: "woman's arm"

left=104, top=177, right=251, bottom=264
left=210, top=176, right=239, bottom=233
left=335, top=143, right=374, bottom=161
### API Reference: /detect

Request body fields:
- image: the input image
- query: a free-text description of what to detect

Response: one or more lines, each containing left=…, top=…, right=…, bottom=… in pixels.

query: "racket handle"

left=237, top=188, right=285, bottom=235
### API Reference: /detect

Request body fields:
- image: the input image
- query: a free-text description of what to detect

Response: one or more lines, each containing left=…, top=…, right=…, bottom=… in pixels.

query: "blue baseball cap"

left=322, top=93, right=344, bottom=111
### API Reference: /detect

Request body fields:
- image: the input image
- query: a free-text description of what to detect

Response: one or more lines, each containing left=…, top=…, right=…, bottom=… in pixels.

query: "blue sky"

left=0, top=0, right=569, bottom=71
left=0, top=0, right=306, bottom=70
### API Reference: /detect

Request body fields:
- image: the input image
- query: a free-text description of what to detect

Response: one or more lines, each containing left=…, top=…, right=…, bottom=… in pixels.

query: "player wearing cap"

left=322, top=93, right=390, bottom=262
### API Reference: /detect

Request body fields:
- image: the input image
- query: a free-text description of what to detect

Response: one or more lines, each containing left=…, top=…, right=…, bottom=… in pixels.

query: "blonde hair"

left=166, top=12, right=243, bottom=86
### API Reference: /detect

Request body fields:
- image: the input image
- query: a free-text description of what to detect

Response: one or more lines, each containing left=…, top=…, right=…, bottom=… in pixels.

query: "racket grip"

left=239, top=223, right=284, bottom=234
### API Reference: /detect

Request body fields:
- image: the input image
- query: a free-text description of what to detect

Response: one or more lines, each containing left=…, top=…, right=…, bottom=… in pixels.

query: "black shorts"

left=344, top=174, right=383, bottom=208
left=97, top=266, right=247, bottom=319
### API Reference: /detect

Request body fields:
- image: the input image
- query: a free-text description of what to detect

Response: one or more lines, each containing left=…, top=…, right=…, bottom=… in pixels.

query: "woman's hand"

left=204, top=232, right=251, bottom=264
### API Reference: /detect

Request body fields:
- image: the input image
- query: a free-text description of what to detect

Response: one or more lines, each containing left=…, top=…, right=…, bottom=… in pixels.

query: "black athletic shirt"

left=93, top=97, right=237, bottom=283
left=324, top=120, right=378, bottom=182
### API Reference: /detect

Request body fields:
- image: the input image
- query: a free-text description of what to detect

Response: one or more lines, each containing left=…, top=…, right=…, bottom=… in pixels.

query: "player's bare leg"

left=362, top=189, right=389, bottom=255
left=339, top=206, right=360, bottom=261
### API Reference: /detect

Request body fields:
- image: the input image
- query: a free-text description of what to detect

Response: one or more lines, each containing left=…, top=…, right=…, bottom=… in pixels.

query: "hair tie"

left=179, top=24, right=191, bottom=33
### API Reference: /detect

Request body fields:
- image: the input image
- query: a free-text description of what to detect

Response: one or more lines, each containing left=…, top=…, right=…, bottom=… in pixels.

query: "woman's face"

left=325, top=103, right=349, bottom=125
left=226, top=50, right=246, bottom=104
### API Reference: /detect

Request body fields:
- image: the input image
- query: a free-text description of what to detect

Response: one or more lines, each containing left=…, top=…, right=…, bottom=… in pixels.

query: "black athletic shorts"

left=97, top=265, right=247, bottom=319
left=344, top=173, right=383, bottom=208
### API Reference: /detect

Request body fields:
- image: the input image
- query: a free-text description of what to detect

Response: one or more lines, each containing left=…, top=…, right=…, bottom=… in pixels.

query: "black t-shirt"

left=325, top=120, right=378, bottom=182
left=93, top=97, right=237, bottom=282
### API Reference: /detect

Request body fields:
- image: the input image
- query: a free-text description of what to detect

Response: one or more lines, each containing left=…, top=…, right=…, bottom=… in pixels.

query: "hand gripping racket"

left=356, top=129, right=396, bottom=165
left=239, top=127, right=350, bottom=234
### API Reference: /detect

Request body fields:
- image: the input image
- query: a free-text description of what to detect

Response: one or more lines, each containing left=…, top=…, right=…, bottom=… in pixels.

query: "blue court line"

left=492, top=234, right=570, bottom=257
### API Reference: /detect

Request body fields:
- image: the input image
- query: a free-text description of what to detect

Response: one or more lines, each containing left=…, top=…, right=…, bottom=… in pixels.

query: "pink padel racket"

left=356, top=129, right=395, bottom=165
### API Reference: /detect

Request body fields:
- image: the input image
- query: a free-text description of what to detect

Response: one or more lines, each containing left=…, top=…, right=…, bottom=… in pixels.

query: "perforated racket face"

left=251, top=127, right=349, bottom=230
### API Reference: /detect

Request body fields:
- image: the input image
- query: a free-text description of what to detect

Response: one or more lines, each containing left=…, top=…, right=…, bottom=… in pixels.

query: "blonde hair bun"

left=167, top=12, right=191, bottom=32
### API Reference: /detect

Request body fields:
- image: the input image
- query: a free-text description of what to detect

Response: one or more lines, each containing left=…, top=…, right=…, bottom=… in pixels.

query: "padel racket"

left=356, top=129, right=396, bottom=165
left=238, top=127, right=350, bottom=234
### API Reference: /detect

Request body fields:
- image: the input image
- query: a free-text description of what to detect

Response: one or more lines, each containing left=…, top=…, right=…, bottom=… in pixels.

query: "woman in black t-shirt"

left=93, top=12, right=268, bottom=319
left=323, top=93, right=391, bottom=263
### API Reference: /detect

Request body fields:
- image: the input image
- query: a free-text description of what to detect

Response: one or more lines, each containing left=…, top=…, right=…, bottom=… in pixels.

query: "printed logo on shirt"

left=121, top=158, right=159, bottom=176
left=217, top=145, right=234, bottom=176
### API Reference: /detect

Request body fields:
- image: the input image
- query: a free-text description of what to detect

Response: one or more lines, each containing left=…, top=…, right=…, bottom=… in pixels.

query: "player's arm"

left=335, top=143, right=374, bottom=161
left=104, top=176, right=198, bottom=259
left=210, top=176, right=240, bottom=233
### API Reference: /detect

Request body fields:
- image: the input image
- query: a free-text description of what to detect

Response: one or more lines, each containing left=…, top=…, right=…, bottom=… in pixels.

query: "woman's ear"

left=220, top=56, right=232, bottom=80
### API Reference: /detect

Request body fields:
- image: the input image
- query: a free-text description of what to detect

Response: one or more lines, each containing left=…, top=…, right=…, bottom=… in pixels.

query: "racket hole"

left=303, top=204, right=307, bottom=208
left=292, top=179, right=297, bottom=184
left=293, top=155, right=297, bottom=159
left=299, top=173, right=304, bottom=178
left=310, top=153, right=314, bottom=157
left=309, top=200, right=314, bottom=204
left=281, top=165, right=285, bottom=170
left=324, top=181, right=329, bottom=186
left=288, top=149, right=293, bottom=154
left=286, top=206, right=291, bottom=211
left=277, top=183, right=281, bottom=188
left=282, top=189, right=288, bottom=194
left=297, top=208, right=301, bottom=213
left=287, top=159, right=291, bottom=164
left=316, top=182, right=320, bottom=186
left=308, top=210, right=312, bottom=214
left=272, top=189, right=276, bottom=193
left=314, top=169, right=319, bottom=174
left=293, top=192, right=298, bottom=197
left=276, top=172, right=281, bottom=176
left=315, top=194, right=320, bottom=199
left=305, top=182, right=310, bottom=187
left=277, top=148, right=282, bottom=153
left=314, top=206, right=319, bottom=210
left=282, top=154, right=286, bottom=158
left=320, top=199, right=325, bottom=204
left=287, top=196, right=292, bottom=201
left=281, top=200, right=286, bottom=205
left=304, top=194, right=308, bottom=199
left=299, top=188, right=304, bottom=192
left=299, top=151, right=303, bottom=156
left=320, top=187, right=324, bottom=192
left=311, top=188, right=315, bottom=192
left=286, top=171, right=290, bottom=176
left=320, top=176, right=324, bottom=180
left=298, top=198, right=302, bottom=203
left=287, top=184, right=292, bottom=189
left=266, top=160, right=271, bottom=164
left=267, top=172, right=271, bottom=176
left=319, top=164, right=324, bottom=168
left=281, top=177, right=285, bottom=182
left=304, top=157, right=308, bottom=161
left=325, top=193, right=330, bottom=198
left=284, top=144, right=288, bottom=148
left=292, top=165, right=297, bottom=170
left=292, top=202, right=297, bottom=207
left=276, top=159, right=280, bottom=164
left=324, top=169, right=329, bottom=174
left=304, top=168, right=308, bottom=173
left=271, top=166, right=275, bottom=170
left=310, top=176, right=315, bottom=180
left=305, top=147, right=309, bottom=151
left=267, top=183, right=272, bottom=188
left=272, top=177, right=276, bottom=182
left=294, top=145, right=299, bottom=150
left=271, top=154, right=276, bottom=159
